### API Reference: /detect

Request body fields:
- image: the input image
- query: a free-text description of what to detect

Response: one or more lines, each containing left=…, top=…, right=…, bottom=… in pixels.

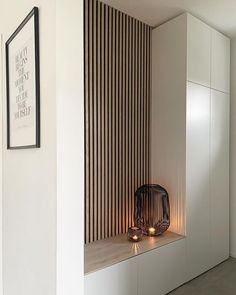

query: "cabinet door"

left=210, top=90, right=230, bottom=266
left=85, top=258, right=138, bottom=295
left=211, top=30, right=230, bottom=93
left=187, top=14, right=211, bottom=87
left=186, top=82, right=211, bottom=280
left=138, top=239, right=187, bottom=295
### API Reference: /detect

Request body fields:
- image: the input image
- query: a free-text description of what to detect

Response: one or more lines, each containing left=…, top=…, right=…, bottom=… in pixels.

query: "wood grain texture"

left=85, top=231, right=185, bottom=274
left=84, top=0, right=151, bottom=244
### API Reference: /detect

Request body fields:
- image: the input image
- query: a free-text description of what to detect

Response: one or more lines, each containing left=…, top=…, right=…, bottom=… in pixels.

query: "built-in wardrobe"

left=151, top=13, right=230, bottom=283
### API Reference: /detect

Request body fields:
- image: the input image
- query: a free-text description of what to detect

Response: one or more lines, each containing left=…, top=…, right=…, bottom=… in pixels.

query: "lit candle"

left=127, top=226, right=143, bottom=242
left=148, top=227, right=156, bottom=236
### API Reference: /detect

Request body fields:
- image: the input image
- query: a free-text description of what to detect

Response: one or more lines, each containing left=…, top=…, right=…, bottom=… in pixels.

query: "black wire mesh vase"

left=134, top=184, right=170, bottom=236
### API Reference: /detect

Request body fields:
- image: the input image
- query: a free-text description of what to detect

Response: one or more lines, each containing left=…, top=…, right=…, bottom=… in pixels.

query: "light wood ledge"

left=85, top=231, right=185, bottom=274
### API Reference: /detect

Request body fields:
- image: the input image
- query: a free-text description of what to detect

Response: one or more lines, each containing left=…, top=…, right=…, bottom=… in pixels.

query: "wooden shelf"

left=85, top=231, right=185, bottom=274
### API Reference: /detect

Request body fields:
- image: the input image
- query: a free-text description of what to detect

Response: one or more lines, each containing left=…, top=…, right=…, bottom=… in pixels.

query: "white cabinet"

left=186, top=14, right=230, bottom=93
left=151, top=12, right=230, bottom=286
left=138, top=239, right=187, bottom=295
left=186, top=82, right=211, bottom=280
left=85, top=258, right=138, bottom=295
left=187, top=14, right=211, bottom=87
left=210, top=90, right=230, bottom=266
left=85, top=238, right=187, bottom=295
left=211, top=30, right=230, bottom=93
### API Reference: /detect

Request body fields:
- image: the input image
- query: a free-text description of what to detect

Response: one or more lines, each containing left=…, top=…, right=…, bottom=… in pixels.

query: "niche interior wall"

left=84, top=0, right=152, bottom=244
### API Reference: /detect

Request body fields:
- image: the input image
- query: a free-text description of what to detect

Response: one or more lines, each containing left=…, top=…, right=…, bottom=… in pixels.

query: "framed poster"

left=6, top=7, right=40, bottom=149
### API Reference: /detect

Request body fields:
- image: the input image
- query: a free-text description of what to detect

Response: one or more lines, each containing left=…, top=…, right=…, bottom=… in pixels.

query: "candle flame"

left=148, top=227, right=155, bottom=235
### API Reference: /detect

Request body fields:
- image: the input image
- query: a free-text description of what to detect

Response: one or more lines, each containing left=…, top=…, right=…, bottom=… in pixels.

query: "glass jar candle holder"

left=134, top=184, right=170, bottom=236
left=127, top=226, right=143, bottom=242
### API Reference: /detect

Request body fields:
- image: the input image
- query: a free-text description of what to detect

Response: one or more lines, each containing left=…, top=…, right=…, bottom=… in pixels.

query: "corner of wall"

left=230, top=38, right=236, bottom=258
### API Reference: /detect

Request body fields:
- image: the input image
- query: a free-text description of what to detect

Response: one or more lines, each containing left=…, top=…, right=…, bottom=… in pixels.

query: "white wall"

left=0, top=0, right=84, bottom=294
left=0, top=36, right=3, bottom=295
left=230, top=38, right=236, bottom=257
left=56, top=0, right=84, bottom=294
left=0, top=2, right=57, bottom=294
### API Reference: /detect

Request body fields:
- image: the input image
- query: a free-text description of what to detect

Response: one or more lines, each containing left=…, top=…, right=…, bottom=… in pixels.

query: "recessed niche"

left=84, top=0, right=186, bottom=274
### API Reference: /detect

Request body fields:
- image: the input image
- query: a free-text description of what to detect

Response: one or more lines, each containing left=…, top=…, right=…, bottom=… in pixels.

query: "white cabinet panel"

left=186, top=82, right=211, bottom=280
left=151, top=14, right=187, bottom=235
left=138, top=239, right=187, bottom=295
left=211, top=30, right=230, bottom=93
left=187, top=14, right=211, bottom=87
left=210, top=90, right=230, bottom=266
left=85, top=258, right=138, bottom=295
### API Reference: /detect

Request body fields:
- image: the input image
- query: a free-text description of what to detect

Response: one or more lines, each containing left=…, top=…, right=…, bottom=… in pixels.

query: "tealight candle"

left=132, top=235, right=138, bottom=241
left=148, top=227, right=156, bottom=236
left=127, top=226, right=143, bottom=242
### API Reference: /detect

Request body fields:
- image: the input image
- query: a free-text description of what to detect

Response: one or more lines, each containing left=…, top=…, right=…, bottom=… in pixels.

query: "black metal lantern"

left=134, top=184, right=170, bottom=236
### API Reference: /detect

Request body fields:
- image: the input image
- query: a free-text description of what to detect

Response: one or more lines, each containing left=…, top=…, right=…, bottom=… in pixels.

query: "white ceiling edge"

left=100, top=0, right=236, bottom=38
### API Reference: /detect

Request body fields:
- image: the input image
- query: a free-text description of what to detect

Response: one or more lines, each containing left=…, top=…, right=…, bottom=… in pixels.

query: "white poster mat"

left=8, top=16, right=36, bottom=147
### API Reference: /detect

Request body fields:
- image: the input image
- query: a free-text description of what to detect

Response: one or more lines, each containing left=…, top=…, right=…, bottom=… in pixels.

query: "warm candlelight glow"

left=132, top=235, right=138, bottom=241
left=132, top=242, right=140, bottom=255
left=148, top=227, right=156, bottom=235
left=128, top=226, right=143, bottom=242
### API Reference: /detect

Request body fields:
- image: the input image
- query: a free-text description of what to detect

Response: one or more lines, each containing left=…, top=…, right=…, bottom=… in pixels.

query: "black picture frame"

left=5, top=7, right=40, bottom=149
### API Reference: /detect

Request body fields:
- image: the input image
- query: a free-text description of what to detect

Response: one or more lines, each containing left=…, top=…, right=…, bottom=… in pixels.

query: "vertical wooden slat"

left=118, top=12, right=122, bottom=234
left=85, top=0, right=151, bottom=243
left=148, top=27, right=151, bottom=184
left=122, top=13, right=126, bottom=233
left=143, top=24, right=147, bottom=186
left=112, top=8, right=116, bottom=237
left=115, top=9, right=119, bottom=236
left=137, top=21, right=140, bottom=189
left=104, top=4, right=109, bottom=239
left=125, top=15, right=129, bottom=232
left=89, top=0, right=93, bottom=243
left=134, top=19, right=138, bottom=220
left=100, top=2, right=105, bottom=240
left=97, top=0, right=101, bottom=241
left=131, top=18, right=135, bottom=225
left=140, top=23, right=143, bottom=186
left=146, top=25, right=149, bottom=185
left=128, top=17, right=132, bottom=227
left=84, top=0, right=89, bottom=244
left=108, top=6, right=112, bottom=237
left=93, top=0, right=97, bottom=242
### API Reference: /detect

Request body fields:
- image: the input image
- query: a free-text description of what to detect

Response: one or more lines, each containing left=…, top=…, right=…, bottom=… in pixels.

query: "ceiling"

left=101, top=0, right=236, bottom=38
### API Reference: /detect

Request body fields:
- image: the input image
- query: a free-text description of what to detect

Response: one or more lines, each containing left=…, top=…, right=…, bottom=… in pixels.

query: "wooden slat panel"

left=84, top=0, right=151, bottom=243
